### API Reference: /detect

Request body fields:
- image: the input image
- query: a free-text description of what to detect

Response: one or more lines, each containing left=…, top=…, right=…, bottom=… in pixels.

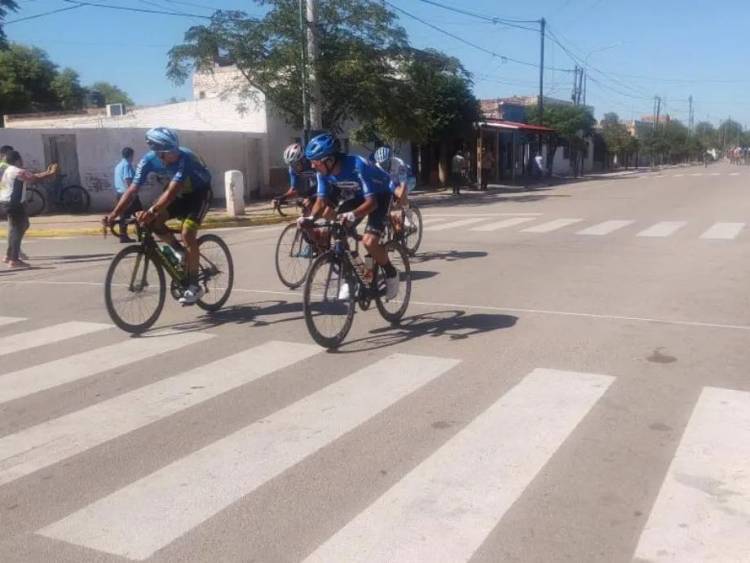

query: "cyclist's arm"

left=109, top=157, right=150, bottom=219
left=148, top=179, right=183, bottom=216
left=350, top=165, right=378, bottom=219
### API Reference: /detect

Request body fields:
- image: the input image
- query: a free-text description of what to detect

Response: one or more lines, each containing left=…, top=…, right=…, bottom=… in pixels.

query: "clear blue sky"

left=6, top=0, right=747, bottom=126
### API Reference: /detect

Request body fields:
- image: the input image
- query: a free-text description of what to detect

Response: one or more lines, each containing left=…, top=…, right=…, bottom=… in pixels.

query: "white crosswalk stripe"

left=0, top=340, right=320, bottom=487
left=634, top=387, right=750, bottom=562
left=0, top=321, right=110, bottom=358
left=700, top=222, right=745, bottom=240
left=469, top=217, right=536, bottom=232
left=576, top=220, right=635, bottom=236
left=637, top=221, right=687, bottom=238
left=0, top=330, right=213, bottom=405
left=521, top=218, right=583, bottom=233
left=37, top=353, right=461, bottom=560
left=0, top=316, right=24, bottom=328
left=305, top=368, right=613, bottom=563
left=426, top=218, right=487, bottom=232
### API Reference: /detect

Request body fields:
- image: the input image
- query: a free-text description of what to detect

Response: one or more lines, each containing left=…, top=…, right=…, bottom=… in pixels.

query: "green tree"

left=600, top=112, right=630, bottom=168
left=167, top=2, right=407, bottom=131
left=51, top=68, right=86, bottom=110
left=0, top=43, right=59, bottom=115
left=89, top=81, right=134, bottom=106
left=717, top=118, right=742, bottom=150
left=694, top=121, right=716, bottom=149
left=0, top=0, right=19, bottom=49
left=528, top=104, right=595, bottom=176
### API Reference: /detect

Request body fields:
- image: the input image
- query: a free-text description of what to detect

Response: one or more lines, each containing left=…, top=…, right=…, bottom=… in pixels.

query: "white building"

left=1, top=64, right=403, bottom=211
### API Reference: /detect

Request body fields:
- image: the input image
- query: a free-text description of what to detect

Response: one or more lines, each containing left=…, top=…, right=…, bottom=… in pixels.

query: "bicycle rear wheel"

left=104, top=245, right=166, bottom=333
left=303, top=252, right=355, bottom=348
left=196, top=233, right=234, bottom=311
left=402, top=205, right=423, bottom=256
left=61, top=185, right=90, bottom=214
left=275, top=223, right=313, bottom=289
left=375, top=241, right=411, bottom=325
left=25, top=187, right=46, bottom=216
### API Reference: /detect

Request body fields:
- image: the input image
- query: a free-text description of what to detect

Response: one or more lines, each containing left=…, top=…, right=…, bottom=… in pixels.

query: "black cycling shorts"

left=339, top=191, right=392, bottom=235
left=167, top=189, right=211, bottom=230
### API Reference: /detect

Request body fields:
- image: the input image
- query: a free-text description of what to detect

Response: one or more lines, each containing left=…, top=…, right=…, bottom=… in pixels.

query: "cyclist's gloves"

left=297, top=216, right=315, bottom=228
left=339, top=211, right=357, bottom=225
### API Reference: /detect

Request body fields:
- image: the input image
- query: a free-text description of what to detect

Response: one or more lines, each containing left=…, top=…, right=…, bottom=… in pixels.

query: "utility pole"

left=306, top=0, right=323, bottom=131
left=298, top=0, right=310, bottom=142
left=688, top=95, right=694, bottom=135
left=571, top=65, right=580, bottom=105
left=583, top=70, right=587, bottom=106
left=538, top=17, right=546, bottom=152
left=578, top=68, right=584, bottom=105
left=654, top=96, right=661, bottom=129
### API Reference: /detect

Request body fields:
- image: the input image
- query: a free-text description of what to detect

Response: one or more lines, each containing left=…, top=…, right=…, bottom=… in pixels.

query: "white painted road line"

left=305, top=368, right=614, bottom=563
left=420, top=216, right=450, bottom=226
left=576, top=220, right=635, bottom=236
left=729, top=172, right=740, bottom=176
left=0, top=316, right=24, bottom=328
left=0, top=331, right=213, bottom=405
left=674, top=174, right=685, bottom=178
left=637, top=221, right=687, bottom=238
left=38, top=354, right=460, bottom=560
left=700, top=222, right=745, bottom=240
left=521, top=218, right=583, bottom=233
left=0, top=341, right=319, bottom=487
left=426, top=218, right=487, bottom=232
left=634, top=387, right=750, bottom=563
left=710, top=172, right=721, bottom=176
left=0, top=321, right=110, bottom=358
left=470, top=217, right=536, bottom=232
left=689, top=173, right=704, bottom=177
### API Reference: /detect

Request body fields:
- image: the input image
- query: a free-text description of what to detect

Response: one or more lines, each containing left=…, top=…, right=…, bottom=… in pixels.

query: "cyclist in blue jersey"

left=105, top=127, right=212, bottom=305
left=300, top=132, right=400, bottom=300
left=277, top=143, right=317, bottom=203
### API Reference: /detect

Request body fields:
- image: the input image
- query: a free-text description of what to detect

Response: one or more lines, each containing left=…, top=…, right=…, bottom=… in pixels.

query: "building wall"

left=0, top=127, right=269, bottom=211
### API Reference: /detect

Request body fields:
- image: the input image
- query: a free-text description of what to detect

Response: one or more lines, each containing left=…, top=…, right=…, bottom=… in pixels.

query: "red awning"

left=478, top=120, right=556, bottom=134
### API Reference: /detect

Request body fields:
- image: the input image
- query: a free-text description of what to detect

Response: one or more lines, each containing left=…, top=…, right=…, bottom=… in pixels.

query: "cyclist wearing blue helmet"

left=301, top=132, right=400, bottom=300
left=105, top=126, right=212, bottom=305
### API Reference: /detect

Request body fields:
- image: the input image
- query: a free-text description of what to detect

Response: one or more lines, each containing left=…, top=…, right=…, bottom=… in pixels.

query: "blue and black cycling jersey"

left=289, top=161, right=317, bottom=197
left=316, top=154, right=392, bottom=203
left=132, top=147, right=211, bottom=195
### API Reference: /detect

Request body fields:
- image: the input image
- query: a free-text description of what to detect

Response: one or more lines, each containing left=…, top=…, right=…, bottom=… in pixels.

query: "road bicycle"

left=382, top=200, right=423, bottom=256
left=302, top=218, right=411, bottom=348
left=26, top=173, right=90, bottom=216
left=273, top=197, right=318, bottom=289
left=104, top=218, right=234, bottom=334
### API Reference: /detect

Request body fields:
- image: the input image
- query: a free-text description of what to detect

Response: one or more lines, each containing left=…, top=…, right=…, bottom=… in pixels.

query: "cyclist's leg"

left=175, top=190, right=210, bottom=284
left=362, top=193, right=392, bottom=266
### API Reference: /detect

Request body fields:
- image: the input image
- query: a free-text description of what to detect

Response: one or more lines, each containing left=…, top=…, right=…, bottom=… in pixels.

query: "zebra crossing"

left=1, top=319, right=748, bottom=561
left=421, top=214, right=750, bottom=241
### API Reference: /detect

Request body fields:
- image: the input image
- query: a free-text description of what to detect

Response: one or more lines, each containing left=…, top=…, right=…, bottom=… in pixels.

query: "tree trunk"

left=438, top=141, right=450, bottom=186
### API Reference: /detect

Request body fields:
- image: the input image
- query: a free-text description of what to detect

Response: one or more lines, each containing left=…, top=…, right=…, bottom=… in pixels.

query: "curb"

left=0, top=213, right=290, bottom=239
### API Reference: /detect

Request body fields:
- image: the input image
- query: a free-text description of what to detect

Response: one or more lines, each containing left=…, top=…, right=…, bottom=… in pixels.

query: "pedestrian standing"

left=0, top=151, right=58, bottom=268
left=113, top=147, right=140, bottom=243
left=480, top=147, right=494, bottom=191
left=451, top=150, right=466, bottom=195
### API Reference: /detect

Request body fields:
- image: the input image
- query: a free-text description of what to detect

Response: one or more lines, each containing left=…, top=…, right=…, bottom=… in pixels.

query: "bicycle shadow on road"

left=412, top=250, right=488, bottom=264
left=30, top=253, right=114, bottom=266
left=332, top=309, right=517, bottom=354
left=146, top=299, right=304, bottom=335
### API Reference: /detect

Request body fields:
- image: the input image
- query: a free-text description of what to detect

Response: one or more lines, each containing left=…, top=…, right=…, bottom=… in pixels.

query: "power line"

left=5, top=5, right=84, bottom=25
left=385, top=1, right=573, bottom=73
left=60, top=0, right=212, bottom=19
left=411, top=0, right=539, bottom=30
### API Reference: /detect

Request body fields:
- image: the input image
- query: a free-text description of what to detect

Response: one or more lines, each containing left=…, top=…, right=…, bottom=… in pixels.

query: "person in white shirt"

left=0, top=151, right=58, bottom=268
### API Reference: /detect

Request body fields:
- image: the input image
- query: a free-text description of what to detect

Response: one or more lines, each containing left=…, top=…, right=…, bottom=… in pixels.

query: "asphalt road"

left=1, top=164, right=749, bottom=563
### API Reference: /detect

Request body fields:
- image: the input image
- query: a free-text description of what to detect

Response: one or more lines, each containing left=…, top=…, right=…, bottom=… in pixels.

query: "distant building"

left=480, top=95, right=590, bottom=122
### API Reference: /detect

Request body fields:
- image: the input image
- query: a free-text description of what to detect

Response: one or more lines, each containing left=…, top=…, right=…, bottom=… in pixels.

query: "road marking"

left=305, top=368, right=613, bottom=563
left=38, top=353, right=460, bottom=560
left=469, top=217, right=536, bottom=232
left=521, top=218, right=583, bottom=233
left=700, top=222, right=745, bottom=240
left=0, top=341, right=319, bottom=487
left=0, top=316, right=24, bottom=328
left=729, top=172, right=740, bottom=176
left=576, top=220, right=635, bottom=236
left=426, top=218, right=488, bottom=232
left=421, top=216, right=450, bottom=226
left=0, top=331, right=213, bottom=405
left=710, top=172, right=721, bottom=176
left=0, top=321, right=110, bottom=358
left=637, top=221, right=687, bottom=238
left=634, top=387, right=750, bottom=563
left=689, top=173, right=704, bottom=177
left=673, top=174, right=685, bottom=178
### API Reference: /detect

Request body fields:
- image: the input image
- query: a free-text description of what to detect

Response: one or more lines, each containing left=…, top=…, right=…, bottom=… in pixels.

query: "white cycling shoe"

left=179, top=284, right=204, bottom=305
left=338, top=282, right=351, bottom=301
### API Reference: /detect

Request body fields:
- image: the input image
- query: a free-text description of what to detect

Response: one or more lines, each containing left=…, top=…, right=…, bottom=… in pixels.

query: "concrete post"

left=225, top=170, right=245, bottom=217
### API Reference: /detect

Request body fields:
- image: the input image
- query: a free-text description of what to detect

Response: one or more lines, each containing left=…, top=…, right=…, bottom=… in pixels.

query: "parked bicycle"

left=302, top=217, right=411, bottom=348
left=104, top=218, right=234, bottom=334
left=26, top=173, right=90, bottom=216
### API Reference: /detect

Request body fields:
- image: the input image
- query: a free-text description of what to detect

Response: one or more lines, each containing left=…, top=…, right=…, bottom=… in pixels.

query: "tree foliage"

left=167, top=1, right=408, bottom=131
left=641, top=120, right=705, bottom=164
left=0, top=43, right=59, bottom=114
left=89, top=81, right=134, bottom=106
left=0, top=0, right=19, bottom=49
left=599, top=112, right=639, bottom=168
left=52, top=68, right=86, bottom=111
left=527, top=103, right=595, bottom=176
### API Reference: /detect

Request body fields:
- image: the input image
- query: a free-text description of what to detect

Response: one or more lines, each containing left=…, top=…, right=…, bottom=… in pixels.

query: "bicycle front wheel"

left=403, top=205, right=423, bottom=256
left=196, top=233, right=234, bottom=311
left=61, top=185, right=90, bottom=214
left=104, top=245, right=166, bottom=333
left=275, top=223, right=313, bottom=289
left=303, top=252, right=355, bottom=348
left=25, top=187, right=46, bottom=216
left=375, top=241, right=411, bottom=325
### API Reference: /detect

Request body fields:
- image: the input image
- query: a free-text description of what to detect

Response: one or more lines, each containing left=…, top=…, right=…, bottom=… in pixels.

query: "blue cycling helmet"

left=145, top=127, right=179, bottom=151
left=374, top=146, right=392, bottom=164
left=305, top=133, right=339, bottom=160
